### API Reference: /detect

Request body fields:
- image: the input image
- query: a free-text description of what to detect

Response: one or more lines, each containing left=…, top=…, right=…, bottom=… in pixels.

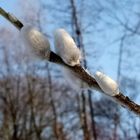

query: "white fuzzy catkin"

left=20, top=25, right=50, bottom=59
left=54, top=29, right=81, bottom=66
left=94, top=71, right=119, bottom=96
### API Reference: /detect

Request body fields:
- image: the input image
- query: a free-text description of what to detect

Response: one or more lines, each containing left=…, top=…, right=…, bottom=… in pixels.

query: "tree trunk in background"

left=70, top=0, right=97, bottom=139
left=88, top=91, right=97, bottom=140
left=37, top=3, right=66, bottom=139
left=47, top=67, right=59, bottom=139
left=113, top=33, right=126, bottom=140
left=48, top=66, right=66, bottom=140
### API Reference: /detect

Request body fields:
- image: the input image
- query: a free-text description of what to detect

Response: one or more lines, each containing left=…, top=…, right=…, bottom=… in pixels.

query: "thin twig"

left=0, top=7, right=140, bottom=115
left=0, top=7, right=23, bottom=30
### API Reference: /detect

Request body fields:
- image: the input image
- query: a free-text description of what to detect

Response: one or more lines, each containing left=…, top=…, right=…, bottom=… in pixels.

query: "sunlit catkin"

left=94, top=71, right=119, bottom=96
left=20, top=25, right=50, bottom=59
left=54, top=29, right=81, bottom=66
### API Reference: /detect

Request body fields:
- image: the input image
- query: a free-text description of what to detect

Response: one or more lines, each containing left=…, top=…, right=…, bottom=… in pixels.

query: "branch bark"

left=0, top=7, right=140, bottom=115
left=0, top=7, right=23, bottom=30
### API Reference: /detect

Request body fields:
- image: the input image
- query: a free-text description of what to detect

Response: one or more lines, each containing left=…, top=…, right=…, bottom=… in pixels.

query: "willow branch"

left=0, top=7, right=23, bottom=30
left=0, top=7, right=140, bottom=115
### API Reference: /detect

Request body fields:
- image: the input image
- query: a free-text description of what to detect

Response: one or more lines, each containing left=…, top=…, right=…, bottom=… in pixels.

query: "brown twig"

left=0, top=7, right=140, bottom=115
left=0, top=7, right=23, bottom=30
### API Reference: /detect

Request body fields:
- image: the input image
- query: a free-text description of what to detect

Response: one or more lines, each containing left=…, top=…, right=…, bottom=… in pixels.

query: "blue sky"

left=0, top=0, right=18, bottom=24
left=0, top=0, right=17, bottom=11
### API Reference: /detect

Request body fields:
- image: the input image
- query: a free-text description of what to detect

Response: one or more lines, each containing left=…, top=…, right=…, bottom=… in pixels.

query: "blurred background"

left=0, top=0, right=140, bottom=140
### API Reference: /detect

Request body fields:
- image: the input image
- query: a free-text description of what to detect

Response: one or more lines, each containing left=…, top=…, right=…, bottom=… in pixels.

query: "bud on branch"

left=20, top=25, right=50, bottom=59
left=94, top=71, right=119, bottom=96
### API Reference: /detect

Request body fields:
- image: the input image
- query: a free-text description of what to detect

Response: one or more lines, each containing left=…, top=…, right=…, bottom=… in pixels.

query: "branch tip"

left=0, top=7, right=23, bottom=30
